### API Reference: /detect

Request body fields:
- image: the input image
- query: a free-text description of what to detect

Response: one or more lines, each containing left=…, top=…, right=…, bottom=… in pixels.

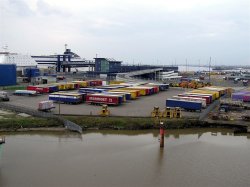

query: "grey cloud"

left=1, top=0, right=249, bottom=65
left=7, top=0, right=35, bottom=17
left=36, top=0, right=71, bottom=16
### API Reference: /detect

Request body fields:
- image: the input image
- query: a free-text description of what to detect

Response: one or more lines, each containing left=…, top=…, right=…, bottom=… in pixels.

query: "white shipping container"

left=102, top=81, right=107, bottom=86
left=38, top=101, right=54, bottom=110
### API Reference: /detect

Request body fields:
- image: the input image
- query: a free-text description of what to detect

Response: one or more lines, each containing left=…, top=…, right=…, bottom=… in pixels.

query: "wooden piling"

left=159, top=121, right=164, bottom=148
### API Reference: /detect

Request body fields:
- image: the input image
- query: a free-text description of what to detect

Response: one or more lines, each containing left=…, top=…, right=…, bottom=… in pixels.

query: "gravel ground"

left=210, top=74, right=248, bottom=88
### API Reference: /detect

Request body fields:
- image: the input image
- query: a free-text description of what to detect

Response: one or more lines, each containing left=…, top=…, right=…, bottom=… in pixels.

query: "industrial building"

left=0, top=64, right=17, bottom=86
left=94, top=57, right=178, bottom=79
left=0, top=46, right=179, bottom=85
left=0, top=51, right=37, bottom=71
left=32, top=47, right=179, bottom=79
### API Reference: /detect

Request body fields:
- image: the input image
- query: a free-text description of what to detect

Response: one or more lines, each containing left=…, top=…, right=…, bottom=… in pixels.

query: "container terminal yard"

left=0, top=50, right=250, bottom=187
left=0, top=48, right=250, bottom=133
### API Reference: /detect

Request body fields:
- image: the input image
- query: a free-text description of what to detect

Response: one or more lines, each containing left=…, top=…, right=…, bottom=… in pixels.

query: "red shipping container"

left=27, top=85, right=37, bottom=91
left=88, top=80, right=103, bottom=87
left=178, top=94, right=211, bottom=104
left=36, top=87, right=49, bottom=93
left=27, top=86, right=49, bottom=93
left=243, top=95, right=250, bottom=102
left=86, top=95, right=119, bottom=105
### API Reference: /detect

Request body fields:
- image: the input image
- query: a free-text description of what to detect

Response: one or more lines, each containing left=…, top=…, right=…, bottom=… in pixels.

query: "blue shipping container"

left=0, top=64, right=17, bottom=86
left=48, top=86, right=59, bottom=92
left=79, top=88, right=105, bottom=94
left=24, top=68, right=40, bottom=77
left=49, top=95, right=82, bottom=104
left=166, top=99, right=202, bottom=111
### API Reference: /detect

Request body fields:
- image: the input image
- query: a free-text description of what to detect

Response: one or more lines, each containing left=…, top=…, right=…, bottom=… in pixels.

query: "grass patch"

left=1, top=85, right=27, bottom=91
left=0, top=117, right=63, bottom=130
left=0, top=114, right=204, bottom=131
left=64, top=116, right=202, bottom=130
left=65, top=116, right=155, bottom=129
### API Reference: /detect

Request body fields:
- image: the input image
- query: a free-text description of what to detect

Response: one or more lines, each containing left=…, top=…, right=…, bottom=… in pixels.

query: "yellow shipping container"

left=54, top=83, right=66, bottom=90
left=191, top=90, right=219, bottom=99
left=65, top=83, right=74, bottom=90
left=72, top=81, right=88, bottom=87
left=109, top=80, right=125, bottom=85
left=199, top=87, right=225, bottom=96
left=209, top=86, right=233, bottom=95
left=121, top=87, right=146, bottom=96
left=111, top=89, right=138, bottom=99
left=107, top=92, right=126, bottom=102
left=200, top=90, right=219, bottom=99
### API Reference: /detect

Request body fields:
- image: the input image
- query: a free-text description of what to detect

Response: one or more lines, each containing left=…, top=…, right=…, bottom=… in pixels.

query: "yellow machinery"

left=162, top=107, right=173, bottom=118
left=162, top=107, right=181, bottom=118
left=151, top=106, right=162, bottom=118
left=100, top=105, right=110, bottom=117
left=173, top=107, right=182, bottom=118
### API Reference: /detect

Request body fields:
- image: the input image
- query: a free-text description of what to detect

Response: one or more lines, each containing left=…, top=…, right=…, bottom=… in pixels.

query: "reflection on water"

left=0, top=128, right=250, bottom=187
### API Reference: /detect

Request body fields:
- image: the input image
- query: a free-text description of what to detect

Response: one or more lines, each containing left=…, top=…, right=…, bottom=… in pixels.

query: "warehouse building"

left=0, top=64, right=17, bottom=86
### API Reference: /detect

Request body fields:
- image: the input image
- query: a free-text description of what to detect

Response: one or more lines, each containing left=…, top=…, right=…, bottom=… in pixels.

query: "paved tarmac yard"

left=6, top=88, right=201, bottom=118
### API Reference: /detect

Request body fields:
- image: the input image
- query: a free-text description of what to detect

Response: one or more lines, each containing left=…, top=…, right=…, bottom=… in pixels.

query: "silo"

left=0, top=64, right=17, bottom=86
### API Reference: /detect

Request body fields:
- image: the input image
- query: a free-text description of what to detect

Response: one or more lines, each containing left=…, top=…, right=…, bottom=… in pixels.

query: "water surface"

left=0, top=129, right=250, bottom=187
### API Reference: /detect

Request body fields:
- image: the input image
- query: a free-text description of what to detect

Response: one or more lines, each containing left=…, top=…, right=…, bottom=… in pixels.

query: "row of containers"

left=48, top=82, right=169, bottom=106
left=232, top=90, right=250, bottom=102
left=14, top=80, right=169, bottom=106
left=13, top=80, right=104, bottom=97
left=166, top=86, right=232, bottom=112
left=26, top=80, right=104, bottom=93
left=14, top=80, right=104, bottom=96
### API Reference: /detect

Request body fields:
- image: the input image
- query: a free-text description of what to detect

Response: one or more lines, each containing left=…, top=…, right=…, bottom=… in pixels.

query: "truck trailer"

left=86, top=94, right=123, bottom=105
left=0, top=91, right=9, bottom=101
left=38, top=101, right=55, bottom=112
left=49, top=93, right=85, bottom=104
left=166, top=99, right=202, bottom=111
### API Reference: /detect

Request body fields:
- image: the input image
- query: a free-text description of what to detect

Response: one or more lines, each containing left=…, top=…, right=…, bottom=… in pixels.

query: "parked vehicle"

left=172, top=96, right=206, bottom=108
left=56, top=76, right=65, bottom=80
left=38, top=101, right=55, bottom=112
left=178, top=94, right=211, bottom=104
left=243, top=80, right=249, bottom=86
left=148, top=83, right=169, bottom=91
left=14, top=90, right=37, bottom=96
left=0, top=91, right=9, bottom=101
left=79, top=88, right=106, bottom=94
left=49, top=92, right=86, bottom=104
left=106, top=89, right=138, bottom=99
left=86, top=94, right=123, bottom=105
left=166, top=99, right=202, bottom=111
left=27, top=85, right=50, bottom=93
left=107, top=91, right=131, bottom=100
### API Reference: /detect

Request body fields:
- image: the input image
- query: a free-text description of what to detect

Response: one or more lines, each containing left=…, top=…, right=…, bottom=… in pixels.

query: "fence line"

left=0, top=102, right=82, bottom=133
left=199, top=99, right=220, bottom=121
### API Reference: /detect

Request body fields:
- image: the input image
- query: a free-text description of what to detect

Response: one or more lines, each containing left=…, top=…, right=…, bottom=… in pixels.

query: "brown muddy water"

left=0, top=129, right=250, bottom=187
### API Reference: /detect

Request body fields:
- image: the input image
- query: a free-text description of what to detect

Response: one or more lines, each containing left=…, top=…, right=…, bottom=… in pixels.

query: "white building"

left=0, top=51, right=37, bottom=70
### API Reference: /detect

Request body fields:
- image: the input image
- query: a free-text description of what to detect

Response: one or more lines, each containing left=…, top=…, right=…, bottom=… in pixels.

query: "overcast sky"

left=0, top=0, right=250, bottom=66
